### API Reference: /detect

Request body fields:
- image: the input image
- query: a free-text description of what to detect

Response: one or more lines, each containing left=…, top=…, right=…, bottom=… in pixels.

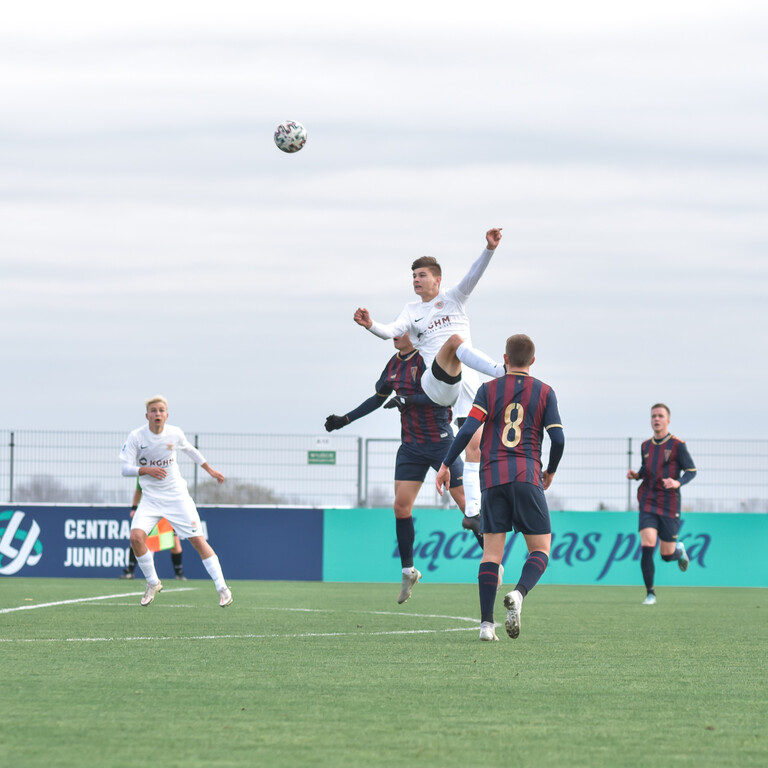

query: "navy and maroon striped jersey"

left=375, top=350, right=453, bottom=444
left=468, top=372, right=562, bottom=490
left=636, top=435, right=696, bottom=518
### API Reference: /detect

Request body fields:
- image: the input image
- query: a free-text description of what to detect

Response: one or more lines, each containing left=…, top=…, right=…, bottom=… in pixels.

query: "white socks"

left=202, top=554, right=227, bottom=591
left=456, top=342, right=505, bottom=378
left=136, top=551, right=159, bottom=585
left=463, top=461, right=482, bottom=517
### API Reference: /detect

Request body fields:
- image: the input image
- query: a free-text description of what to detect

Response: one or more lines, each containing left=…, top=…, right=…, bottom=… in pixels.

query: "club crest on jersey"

left=664, top=450, right=672, bottom=463
left=434, top=301, right=444, bottom=310
left=411, top=367, right=418, bottom=383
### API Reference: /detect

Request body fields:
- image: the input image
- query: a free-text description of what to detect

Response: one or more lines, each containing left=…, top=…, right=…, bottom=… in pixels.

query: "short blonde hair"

left=145, top=395, right=168, bottom=411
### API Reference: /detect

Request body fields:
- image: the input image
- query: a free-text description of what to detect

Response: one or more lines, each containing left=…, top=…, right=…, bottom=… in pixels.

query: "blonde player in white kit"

left=354, top=228, right=505, bottom=520
left=119, top=396, right=233, bottom=607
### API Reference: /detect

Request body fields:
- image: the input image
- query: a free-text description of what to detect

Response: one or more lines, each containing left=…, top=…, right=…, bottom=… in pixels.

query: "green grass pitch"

left=1, top=578, right=766, bottom=768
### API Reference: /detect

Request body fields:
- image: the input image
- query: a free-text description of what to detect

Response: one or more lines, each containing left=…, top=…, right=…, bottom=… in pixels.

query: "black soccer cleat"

left=462, top=514, right=484, bottom=546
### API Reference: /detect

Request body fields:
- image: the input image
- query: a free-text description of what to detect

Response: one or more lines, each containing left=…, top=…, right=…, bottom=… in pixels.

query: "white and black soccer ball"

left=274, top=120, right=307, bottom=153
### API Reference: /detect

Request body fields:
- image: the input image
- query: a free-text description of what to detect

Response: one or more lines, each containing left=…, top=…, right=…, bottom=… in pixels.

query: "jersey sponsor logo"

left=0, top=510, right=43, bottom=575
left=426, top=315, right=451, bottom=331
left=138, top=457, right=176, bottom=468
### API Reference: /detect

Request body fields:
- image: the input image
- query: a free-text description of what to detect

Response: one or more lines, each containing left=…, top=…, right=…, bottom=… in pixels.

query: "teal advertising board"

left=323, top=509, right=768, bottom=587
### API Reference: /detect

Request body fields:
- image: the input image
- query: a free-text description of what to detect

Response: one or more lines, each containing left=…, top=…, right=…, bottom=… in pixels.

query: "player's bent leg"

left=393, top=480, right=424, bottom=602
left=434, top=334, right=464, bottom=377
left=129, top=529, right=150, bottom=558
left=189, top=537, right=233, bottom=607
left=393, top=481, right=421, bottom=519
left=456, top=341, right=505, bottom=378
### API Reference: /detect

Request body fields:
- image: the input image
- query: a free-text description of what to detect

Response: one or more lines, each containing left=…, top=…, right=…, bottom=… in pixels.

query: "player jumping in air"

left=354, top=228, right=506, bottom=526
left=324, top=333, right=485, bottom=604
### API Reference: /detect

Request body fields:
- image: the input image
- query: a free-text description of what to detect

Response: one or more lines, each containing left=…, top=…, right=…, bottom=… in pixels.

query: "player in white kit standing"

left=354, top=228, right=505, bottom=522
left=119, top=396, right=233, bottom=607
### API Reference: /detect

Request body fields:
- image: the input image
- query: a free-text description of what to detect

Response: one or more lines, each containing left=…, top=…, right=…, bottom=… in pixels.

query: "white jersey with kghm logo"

left=119, top=424, right=206, bottom=502
left=367, top=246, right=496, bottom=394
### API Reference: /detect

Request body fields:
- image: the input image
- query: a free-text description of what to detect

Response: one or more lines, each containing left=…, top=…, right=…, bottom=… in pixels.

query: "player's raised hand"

left=435, top=464, right=451, bottom=496
left=486, top=228, right=502, bottom=250
left=354, top=307, right=372, bottom=328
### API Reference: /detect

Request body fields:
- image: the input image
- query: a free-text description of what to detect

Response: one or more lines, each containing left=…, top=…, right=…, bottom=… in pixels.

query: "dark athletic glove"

left=325, top=414, right=349, bottom=432
left=383, top=396, right=410, bottom=412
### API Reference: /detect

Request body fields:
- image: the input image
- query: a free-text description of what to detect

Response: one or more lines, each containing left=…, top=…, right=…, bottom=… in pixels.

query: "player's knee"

left=393, top=502, right=413, bottom=518
left=443, top=334, right=465, bottom=353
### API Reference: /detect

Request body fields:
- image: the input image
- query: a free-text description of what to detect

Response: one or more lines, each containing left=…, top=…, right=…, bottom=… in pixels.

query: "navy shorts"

left=638, top=511, right=681, bottom=542
left=481, top=481, right=551, bottom=535
left=395, top=441, right=463, bottom=488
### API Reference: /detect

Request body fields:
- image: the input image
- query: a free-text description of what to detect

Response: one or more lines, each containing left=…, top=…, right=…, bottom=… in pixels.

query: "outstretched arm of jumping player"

left=355, top=306, right=411, bottom=341
left=325, top=391, right=390, bottom=432
left=452, top=228, right=503, bottom=299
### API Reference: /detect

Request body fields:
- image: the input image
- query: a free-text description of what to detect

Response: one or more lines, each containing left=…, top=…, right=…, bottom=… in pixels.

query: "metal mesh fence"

left=0, top=430, right=766, bottom=512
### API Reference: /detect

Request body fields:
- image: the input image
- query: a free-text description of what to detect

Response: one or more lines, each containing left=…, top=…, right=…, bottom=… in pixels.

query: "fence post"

left=9, top=431, right=14, bottom=503
left=356, top=437, right=365, bottom=507
left=194, top=434, right=199, bottom=501
left=627, top=437, right=632, bottom=511
left=364, top=438, right=371, bottom=508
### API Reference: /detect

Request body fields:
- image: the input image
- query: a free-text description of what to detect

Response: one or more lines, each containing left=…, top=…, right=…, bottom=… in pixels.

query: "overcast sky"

left=2, top=1, right=766, bottom=442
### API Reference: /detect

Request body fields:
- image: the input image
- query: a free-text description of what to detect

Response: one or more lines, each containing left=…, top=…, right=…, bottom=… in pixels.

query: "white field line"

left=0, top=626, right=483, bottom=643
left=0, top=588, right=197, bottom=615
left=0, top=588, right=486, bottom=642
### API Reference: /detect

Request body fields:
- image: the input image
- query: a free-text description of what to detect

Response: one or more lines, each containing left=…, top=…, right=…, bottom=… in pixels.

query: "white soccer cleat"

left=140, top=580, right=163, bottom=606
left=218, top=587, right=233, bottom=608
left=677, top=541, right=690, bottom=572
left=503, top=590, right=523, bottom=639
left=397, top=568, right=422, bottom=604
left=479, top=621, right=499, bottom=642
left=642, top=593, right=657, bottom=605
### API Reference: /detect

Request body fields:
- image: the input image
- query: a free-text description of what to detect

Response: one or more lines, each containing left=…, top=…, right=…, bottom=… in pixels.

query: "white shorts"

left=131, top=496, right=205, bottom=540
left=421, top=367, right=479, bottom=421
